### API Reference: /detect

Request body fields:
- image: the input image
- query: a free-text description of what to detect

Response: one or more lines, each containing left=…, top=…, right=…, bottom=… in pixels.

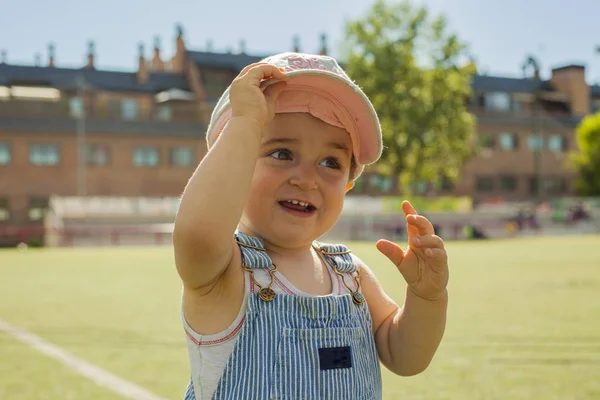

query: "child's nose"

left=289, top=164, right=318, bottom=191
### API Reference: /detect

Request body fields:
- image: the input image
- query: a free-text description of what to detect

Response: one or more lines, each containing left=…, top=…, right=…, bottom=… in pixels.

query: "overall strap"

left=234, top=231, right=273, bottom=270
left=313, top=242, right=357, bottom=273
left=234, top=231, right=278, bottom=302
left=313, top=242, right=364, bottom=305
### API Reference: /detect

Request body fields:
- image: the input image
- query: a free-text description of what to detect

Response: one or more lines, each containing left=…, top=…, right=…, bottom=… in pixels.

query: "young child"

left=173, top=52, right=449, bottom=400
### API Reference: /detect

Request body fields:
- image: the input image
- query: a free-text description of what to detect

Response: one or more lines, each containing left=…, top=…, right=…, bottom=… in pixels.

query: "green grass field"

left=1, top=236, right=599, bottom=400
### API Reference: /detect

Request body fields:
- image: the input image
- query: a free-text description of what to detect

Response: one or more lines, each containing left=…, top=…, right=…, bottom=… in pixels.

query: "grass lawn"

left=0, top=235, right=599, bottom=399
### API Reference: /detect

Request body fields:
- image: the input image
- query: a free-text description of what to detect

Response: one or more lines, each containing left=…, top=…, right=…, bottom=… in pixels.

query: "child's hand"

left=230, top=63, right=287, bottom=131
left=376, top=201, right=449, bottom=301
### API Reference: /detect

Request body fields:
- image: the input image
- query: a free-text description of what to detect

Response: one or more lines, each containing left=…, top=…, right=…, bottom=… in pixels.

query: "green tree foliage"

left=343, top=0, right=477, bottom=193
left=571, top=112, right=600, bottom=195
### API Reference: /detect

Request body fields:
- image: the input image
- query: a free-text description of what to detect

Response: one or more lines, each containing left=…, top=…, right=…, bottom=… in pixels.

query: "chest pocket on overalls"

left=271, top=325, right=377, bottom=400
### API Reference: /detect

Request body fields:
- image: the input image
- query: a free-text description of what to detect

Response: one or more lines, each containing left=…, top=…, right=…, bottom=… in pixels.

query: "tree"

left=342, top=0, right=477, bottom=193
left=571, top=112, right=600, bottom=196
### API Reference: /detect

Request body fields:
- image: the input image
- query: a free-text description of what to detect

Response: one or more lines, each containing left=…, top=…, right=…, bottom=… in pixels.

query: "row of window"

left=0, top=142, right=195, bottom=167
left=475, top=175, right=567, bottom=194
left=0, top=88, right=175, bottom=122
left=478, top=92, right=522, bottom=113
left=0, top=198, right=47, bottom=222
left=479, top=132, right=568, bottom=152
left=68, top=97, right=173, bottom=122
left=351, top=175, right=453, bottom=194
left=348, top=173, right=568, bottom=196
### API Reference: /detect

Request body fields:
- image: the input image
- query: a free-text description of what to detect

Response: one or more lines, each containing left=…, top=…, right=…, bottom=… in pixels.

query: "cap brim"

left=263, top=70, right=382, bottom=166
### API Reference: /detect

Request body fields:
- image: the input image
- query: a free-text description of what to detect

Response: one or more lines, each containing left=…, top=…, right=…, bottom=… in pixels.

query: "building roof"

left=0, top=63, right=190, bottom=93
left=471, top=74, right=550, bottom=93
left=591, top=85, right=600, bottom=97
left=187, top=51, right=265, bottom=71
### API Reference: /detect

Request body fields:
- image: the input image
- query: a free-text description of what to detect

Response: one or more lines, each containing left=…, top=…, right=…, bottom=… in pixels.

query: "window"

left=0, top=142, right=10, bottom=165
left=28, top=197, right=48, bottom=221
left=154, top=105, right=172, bottom=122
left=529, top=177, right=567, bottom=195
left=499, top=133, right=518, bottom=150
left=170, top=147, right=194, bottom=167
left=475, top=176, right=494, bottom=192
left=529, top=177, right=539, bottom=195
left=499, top=175, right=517, bottom=192
left=121, top=99, right=138, bottom=120
left=527, top=134, right=544, bottom=151
left=69, top=97, right=84, bottom=118
left=548, top=135, right=567, bottom=152
left=0, top=198, right=9, bottom=221
left=30, top=144, right=60, bottom=165
left=479, top=134, right=495, bottom=149
left=511, top=99, right=523, bottom=112
left=132, top=146, right=160, bottom=166
left=484, top=92, right=511, bottom=112
left=86, top=144, right=110, bottom=166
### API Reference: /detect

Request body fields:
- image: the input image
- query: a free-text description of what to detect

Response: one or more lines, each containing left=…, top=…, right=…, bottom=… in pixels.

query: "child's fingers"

left=264, top=81, right=288, bottom=115
left=424, top=248, right=449, bottom=268
left=240, top=64, right=286, bottom=85
left=411, top=234, right=444, bottom=249
left=238, top=62, right=269, bottom=76
left=406, top=214, right=435, bottom=236
left=401, top=200, right=418, bottom=217
left=376, top=239, right=405, bottom=267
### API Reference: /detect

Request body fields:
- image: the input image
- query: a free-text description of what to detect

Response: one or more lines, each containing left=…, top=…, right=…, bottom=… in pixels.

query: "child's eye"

left=268, top=149, right=292, bottom=160
left=320, top=157, right=341, bottom=169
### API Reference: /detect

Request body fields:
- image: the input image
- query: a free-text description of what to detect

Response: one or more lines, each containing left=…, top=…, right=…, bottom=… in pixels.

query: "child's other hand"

left=376, top=201, right=449, bottom=301
left=230, top=63, right=287, bottom=131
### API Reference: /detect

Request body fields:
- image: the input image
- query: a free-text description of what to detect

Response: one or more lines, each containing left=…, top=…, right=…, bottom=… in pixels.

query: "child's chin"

left=269, top=225, right=318, bottom=244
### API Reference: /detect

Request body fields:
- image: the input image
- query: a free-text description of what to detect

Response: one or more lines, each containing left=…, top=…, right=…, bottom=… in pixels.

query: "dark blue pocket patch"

left=318, top=346, right=352, bottom=370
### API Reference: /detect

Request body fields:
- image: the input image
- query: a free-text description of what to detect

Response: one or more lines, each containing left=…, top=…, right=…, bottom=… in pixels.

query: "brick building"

left=1, top=24, right=599, bottom=243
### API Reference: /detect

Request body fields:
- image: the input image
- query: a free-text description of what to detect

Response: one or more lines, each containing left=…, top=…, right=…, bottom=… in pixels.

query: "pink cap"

left=206, top=52, right=382, bottom=179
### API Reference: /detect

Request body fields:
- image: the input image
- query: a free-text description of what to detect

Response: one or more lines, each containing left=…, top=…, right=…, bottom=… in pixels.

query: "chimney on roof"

left=550, top=64, right=590, bottom=115
left=152, top=36, right=164, bottom=72
left=86, top=40, right=95, bottom=69
left=521, top=55, right=540, bottom=81
left=206, top=39, right=214, bottom=52
left=34, top=52, right=41, bottom=67
left=48, top=43, right=55, bottom=68
left=0, top=50, right=5, bottom=64
left=239, top=39, right=246, bottom=54
left=293, top=35, right=301, bottom=53
left=319, top=33, right=328, bottom=56
left=137, top=42, right=149, bottom=84
left=172, top=23, right=187, bottom=73
left=176, top=23, right=185, bottom=53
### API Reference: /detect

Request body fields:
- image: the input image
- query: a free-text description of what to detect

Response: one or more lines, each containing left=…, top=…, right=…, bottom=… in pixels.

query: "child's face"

left=239, top=113, right=353, bottom=248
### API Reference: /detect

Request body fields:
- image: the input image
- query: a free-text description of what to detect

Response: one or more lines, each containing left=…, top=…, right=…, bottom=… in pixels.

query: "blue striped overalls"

left=184, top=232, right=382, bottom=399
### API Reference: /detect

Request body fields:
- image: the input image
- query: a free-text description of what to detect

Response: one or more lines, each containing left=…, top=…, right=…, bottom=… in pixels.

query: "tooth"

left=291, top=200, right=299, bottom=204
left=300, top=202, right=307, bottom=206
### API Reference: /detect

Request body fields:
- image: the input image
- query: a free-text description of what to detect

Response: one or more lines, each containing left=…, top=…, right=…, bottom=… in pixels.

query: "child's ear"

left=345, top=181, right=355, bottom=193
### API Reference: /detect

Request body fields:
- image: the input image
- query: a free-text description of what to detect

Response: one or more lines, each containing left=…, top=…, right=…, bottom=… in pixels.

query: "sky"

left=1, top=0, right=599, bottom=83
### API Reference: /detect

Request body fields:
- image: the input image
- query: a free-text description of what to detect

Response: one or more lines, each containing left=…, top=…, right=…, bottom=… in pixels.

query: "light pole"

left=76, top=74, right=87, bottom=197
left=522, top=55, right=543, bottom=203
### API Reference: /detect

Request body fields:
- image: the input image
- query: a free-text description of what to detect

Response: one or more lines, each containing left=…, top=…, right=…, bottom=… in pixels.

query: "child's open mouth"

left=278, top=199, right=317, bottom=216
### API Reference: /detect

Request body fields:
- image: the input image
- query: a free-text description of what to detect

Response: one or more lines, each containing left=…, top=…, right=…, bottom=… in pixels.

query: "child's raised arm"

left=173, top=64, right=287, bottom=290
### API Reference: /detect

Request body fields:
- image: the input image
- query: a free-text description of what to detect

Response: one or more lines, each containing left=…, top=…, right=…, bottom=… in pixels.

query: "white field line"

left=0, top=318, right=168, bottom=400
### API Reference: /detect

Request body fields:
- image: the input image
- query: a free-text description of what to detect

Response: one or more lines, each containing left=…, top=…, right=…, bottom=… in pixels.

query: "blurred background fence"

left=2, top=195, right=597, bottom=248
